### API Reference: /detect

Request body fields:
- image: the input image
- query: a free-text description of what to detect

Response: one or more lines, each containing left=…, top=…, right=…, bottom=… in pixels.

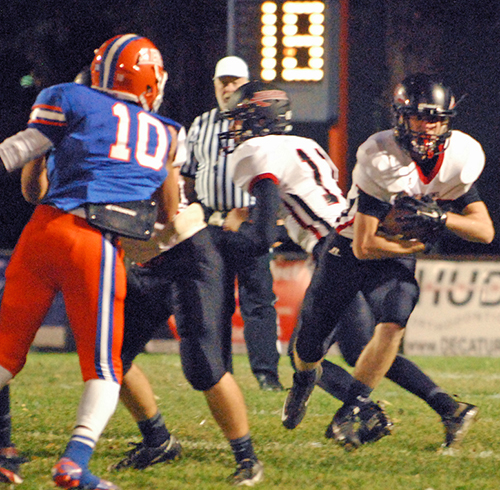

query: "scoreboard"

left=228, top=0, right=341, bottom=123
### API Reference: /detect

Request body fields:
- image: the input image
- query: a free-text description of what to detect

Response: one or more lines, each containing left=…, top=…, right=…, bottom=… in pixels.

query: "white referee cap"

left=213, top=56, right=249, bottom=80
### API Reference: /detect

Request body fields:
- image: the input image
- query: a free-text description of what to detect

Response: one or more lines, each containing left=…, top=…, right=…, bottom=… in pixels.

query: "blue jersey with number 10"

left=27, top=82, right=179, bottom=211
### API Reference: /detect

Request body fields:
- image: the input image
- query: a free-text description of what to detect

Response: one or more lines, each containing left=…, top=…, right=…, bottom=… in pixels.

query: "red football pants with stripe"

left=0, top=205, right=124, bottom=383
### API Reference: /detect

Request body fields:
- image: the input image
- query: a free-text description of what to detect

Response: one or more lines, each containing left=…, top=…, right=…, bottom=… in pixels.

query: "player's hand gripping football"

left=378, top=193, right=447, bottom=251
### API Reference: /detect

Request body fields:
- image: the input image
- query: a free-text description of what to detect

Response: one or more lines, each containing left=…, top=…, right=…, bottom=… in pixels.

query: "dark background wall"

left=347, top=0, right=500, bottom=254
left=1, top=0, right=499, bottom=254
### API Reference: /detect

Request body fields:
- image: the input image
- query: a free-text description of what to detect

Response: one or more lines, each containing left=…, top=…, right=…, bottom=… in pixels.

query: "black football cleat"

left=281, top=365, right=322, bottom=429
left=0, top=446, right=28, bottom=484
left=228, top=459, right=264, bottom=487
left=441, top=402, right=478, bottom=449
left=109, top=435, right=181, bottom=471
left=357, top=401, right=393, bottom=444
left=325, top=406, right=362, bottom=451
left=255, top=373, right=284, bottom=392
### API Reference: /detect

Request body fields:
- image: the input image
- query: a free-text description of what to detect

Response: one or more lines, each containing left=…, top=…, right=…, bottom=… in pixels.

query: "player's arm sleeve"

left=232, top=142, right=282, bottom=193
left=357, top=189, right=392, bottom=221
left=447, top=184, right=481, bottom=213
left=0, top=128, right=53, bottom=175
left=237, top=178, right=281, bottom=254
left=459, top=133, right=485, bottom=185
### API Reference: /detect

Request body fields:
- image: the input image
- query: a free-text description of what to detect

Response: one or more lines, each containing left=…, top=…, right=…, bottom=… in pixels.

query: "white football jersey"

left=229, top=135, right=346, bottom=253
left=337, top=129, right=485, bottom=239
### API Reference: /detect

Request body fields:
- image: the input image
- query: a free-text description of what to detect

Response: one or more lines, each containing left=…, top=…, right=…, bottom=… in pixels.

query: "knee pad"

left=182, top=361, right=225, bottom=392
left=179, top=342, right=227, bottom=392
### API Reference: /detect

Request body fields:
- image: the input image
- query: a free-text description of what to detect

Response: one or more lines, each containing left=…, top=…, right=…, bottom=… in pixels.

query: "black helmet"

left=74, top=65, right=91, bottom=86
left=393, top=73, right=456, bottom=160
left=219, top=81, right=292, bottom=152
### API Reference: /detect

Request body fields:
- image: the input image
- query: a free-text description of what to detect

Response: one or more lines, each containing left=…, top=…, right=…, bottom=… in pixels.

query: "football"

left=377, top=194, right=447, bottom=241
left=378, top=204, right=414, bottom=239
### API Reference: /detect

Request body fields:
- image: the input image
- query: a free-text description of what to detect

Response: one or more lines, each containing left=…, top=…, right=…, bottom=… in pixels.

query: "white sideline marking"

left=428, top=372, right=500, bottom=380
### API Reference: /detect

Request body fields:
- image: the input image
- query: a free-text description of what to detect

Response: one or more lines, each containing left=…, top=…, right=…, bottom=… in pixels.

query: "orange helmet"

left=90, top=34, right=168, bottom=113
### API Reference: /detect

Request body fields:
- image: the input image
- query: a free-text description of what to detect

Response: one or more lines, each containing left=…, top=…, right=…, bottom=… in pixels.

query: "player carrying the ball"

left=283, top=73, right=494, bottom=449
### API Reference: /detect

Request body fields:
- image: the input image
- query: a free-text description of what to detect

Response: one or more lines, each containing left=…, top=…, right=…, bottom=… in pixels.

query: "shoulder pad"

left=454, top=131, right=485, bottom=184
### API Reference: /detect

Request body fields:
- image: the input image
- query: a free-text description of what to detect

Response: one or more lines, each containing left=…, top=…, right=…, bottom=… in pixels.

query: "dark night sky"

left=0, top=0, right=228, bottom=137
left=1, top=0, right=500, bottom=254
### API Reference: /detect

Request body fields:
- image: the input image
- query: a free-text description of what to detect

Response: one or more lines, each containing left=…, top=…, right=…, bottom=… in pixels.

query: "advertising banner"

left=232, top=257, right=500, bottom=358
left=404, top=259, right=500, bottom=357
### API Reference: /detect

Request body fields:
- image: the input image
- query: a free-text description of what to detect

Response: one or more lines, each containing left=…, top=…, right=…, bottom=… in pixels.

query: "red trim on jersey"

left=28, top=119, right=66, bottom=127
left=415, top=149, right=445, bottom=184
left=29, top=104, right=66, bottom=125
left=336, top=218, right=354, bottom=233
left=248, top=173, right=279, bottom=193
left=32, top=103, right=64, bottom=113
left=283, top=201, right=323, bottom=240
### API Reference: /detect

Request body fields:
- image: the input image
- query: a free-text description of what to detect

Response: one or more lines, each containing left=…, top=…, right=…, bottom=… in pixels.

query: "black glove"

left=395, top=195, right=447, bottom=238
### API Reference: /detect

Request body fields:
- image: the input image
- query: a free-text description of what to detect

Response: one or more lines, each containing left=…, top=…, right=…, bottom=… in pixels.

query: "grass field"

left=9, top=351, right=500, bottom=489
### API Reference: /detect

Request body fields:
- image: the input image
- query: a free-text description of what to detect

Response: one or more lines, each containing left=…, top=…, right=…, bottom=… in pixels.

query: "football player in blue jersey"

left=10, top=49, right=265, bottom=487
left=0, top=34, right=181, bottom=489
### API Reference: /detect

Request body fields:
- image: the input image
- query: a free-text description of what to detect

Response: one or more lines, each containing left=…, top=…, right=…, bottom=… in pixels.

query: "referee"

left=182, top=56, right=283, bottom=391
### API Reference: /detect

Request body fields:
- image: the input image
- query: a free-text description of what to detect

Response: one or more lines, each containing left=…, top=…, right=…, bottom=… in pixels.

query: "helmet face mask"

left=393, top=73, right=456, bottom=161
left=396, top=112, right=452, bottom=160
left=90, top=34, right=167, bottom=113
left=220, top=81, right=292, bottom=153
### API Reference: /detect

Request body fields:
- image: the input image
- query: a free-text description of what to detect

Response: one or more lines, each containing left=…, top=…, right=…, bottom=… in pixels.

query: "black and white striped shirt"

left=182, top=108, right=254, bottom=212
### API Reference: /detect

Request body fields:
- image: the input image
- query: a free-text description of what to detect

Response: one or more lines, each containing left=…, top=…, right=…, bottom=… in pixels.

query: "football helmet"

left=90, top=34, right=167, bottom=113
left=393, top=73, right=456, bottom=160
left=74, top=65, right=91, bottom=86
left=220, top=81, right=292, bottom=152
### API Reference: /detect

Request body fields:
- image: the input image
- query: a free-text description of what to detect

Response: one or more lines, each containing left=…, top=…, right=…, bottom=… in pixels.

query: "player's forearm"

left=21, top=157, right=49, bottom=204
left=155, top=166, right=180, bottom=224
left=445, top=209, right=495, bottom=244
left=182, top=176, right=198, bottom=204
left=238, top=178, right=280, bottom=252
left=353, top=212, right=425, bottom=259
left=162, top=171, right=180, bottom=222
left=353, top=234, right=425, bottom=259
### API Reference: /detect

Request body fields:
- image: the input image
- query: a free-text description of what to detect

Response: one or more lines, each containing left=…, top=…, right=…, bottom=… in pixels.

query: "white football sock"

left=71, top=379, right=120, bottom=448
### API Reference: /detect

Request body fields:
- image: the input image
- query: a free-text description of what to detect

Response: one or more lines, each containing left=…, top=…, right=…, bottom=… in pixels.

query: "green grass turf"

left=10, top=352, right=500, bottom=489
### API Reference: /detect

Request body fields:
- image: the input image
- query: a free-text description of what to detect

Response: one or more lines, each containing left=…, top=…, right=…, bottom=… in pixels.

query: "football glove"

left=379, top=193, right=447, bottom=251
